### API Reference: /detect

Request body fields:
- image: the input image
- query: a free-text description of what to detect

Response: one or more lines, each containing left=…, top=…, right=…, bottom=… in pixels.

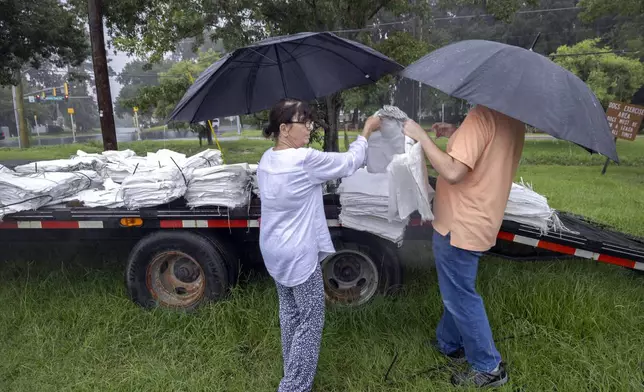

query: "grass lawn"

left=1, top=137, right=644, bottom=391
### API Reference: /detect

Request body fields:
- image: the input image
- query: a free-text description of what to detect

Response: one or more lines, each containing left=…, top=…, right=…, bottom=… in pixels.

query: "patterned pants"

left=275, top=265, right=326, bottom=392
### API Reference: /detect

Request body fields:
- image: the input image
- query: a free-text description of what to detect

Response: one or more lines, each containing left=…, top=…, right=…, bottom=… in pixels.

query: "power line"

left=329, top=6, right=586, bottom=34
left=433, top=6, right=583, bottom=21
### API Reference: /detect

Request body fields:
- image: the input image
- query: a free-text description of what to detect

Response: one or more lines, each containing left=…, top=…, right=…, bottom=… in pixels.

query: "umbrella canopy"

left=401, top=40, right=618, bottom=162
left=168, top=32, right=403, bottom=123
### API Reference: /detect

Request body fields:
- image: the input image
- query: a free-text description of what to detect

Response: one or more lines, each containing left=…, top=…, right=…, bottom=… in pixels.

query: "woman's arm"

left=305, top=117, right=380, bottom=184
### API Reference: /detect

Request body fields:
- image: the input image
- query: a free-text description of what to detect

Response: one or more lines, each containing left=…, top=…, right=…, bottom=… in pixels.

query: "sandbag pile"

left=0, top=170, right=100, bottom=219
left=185, top=163, right=252, bottom=208
left=14, top=155, right=105, bottom=174
left=504, top=180, right=568, bottom=233
left=338, top=168, right=407, bottom=243
left=121, top=166, right=189, bottom=209
left=64, top=178, right=124, bottom=209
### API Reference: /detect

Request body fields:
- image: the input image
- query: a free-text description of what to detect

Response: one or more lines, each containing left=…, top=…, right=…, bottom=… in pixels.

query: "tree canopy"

left=0, top=0, right=89, bottom=85
left=552, top=39, right=644, bottom=106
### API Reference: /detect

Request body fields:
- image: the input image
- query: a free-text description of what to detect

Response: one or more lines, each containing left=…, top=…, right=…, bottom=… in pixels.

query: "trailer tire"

left=322, top=237, right=402, bottom=307
left=198, top=232, right=241, bottom=286
left=126, top=231, right=229, bottom=311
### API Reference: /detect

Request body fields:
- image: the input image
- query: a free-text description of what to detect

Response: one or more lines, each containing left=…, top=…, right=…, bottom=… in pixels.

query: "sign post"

left=133, top=106, right=141, bottom=141
left=68, top=107, right=76, bottom=143
left=602, top=101, right=644, bottom=175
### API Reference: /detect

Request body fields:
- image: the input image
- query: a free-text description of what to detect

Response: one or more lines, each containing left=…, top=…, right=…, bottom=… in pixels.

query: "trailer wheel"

left=321, top=240, right=402, bottom=307
left=126, top=231, right=229, bottom=310
left=197, top=232, right=241, bottom=286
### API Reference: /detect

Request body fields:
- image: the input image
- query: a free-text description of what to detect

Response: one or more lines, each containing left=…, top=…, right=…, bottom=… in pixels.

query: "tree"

left=124, top=50, right=221, bottom=129
left=578, top=0, right=644, bottom=55
left=0, top=0, right=89, bottom=85
left=115, top=60, right=174, bottom=122
left=98, top=0, right=432, bottom=151
left=1, top=0, right=90, bottom=147
left=552, top=39, right=644, bottom=106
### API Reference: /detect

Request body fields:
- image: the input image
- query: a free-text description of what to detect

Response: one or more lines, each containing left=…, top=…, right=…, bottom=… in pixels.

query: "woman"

left=257, top=99, right=379, bottom=392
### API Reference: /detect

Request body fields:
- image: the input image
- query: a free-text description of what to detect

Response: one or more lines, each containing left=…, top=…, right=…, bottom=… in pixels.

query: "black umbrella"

left=168, top=32, right=403, bottom=123
left=401, top=39, right=618, bottom=162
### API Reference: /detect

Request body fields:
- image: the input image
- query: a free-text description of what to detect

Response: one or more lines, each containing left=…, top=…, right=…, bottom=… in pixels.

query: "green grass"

left=1, top=136, right=644, bottom=391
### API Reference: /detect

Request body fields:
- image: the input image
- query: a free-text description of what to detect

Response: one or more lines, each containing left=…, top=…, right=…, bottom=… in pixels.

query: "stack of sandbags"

left=338, top=168, right=407, bottom=243
left=0, top=170, right=101, bottom=219
left=185, top=163, right=251, bottom=208
left=504, top=180, right=559, bottom=233
left=63, top=178, right=124, bottom=209
left=13, top=155, right=105, bottom=174
left=121, top=166, right=189, bottom=209
left=181, top=149, right=223, bottom=170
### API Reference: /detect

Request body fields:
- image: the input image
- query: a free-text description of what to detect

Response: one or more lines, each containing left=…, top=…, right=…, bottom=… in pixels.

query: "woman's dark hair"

left=263, top=99, right=313, bottom=139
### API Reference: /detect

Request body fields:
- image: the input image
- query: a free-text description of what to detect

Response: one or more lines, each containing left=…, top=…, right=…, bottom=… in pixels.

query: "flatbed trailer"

left=1, top=183, right=643, bottom=310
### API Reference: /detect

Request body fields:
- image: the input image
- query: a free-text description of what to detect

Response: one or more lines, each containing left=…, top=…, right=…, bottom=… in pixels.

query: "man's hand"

left=432, top=122, right=458, bottom=139
left=403, top=119, right=430, bottom=142
left=362, top=116, right=381, bottom=138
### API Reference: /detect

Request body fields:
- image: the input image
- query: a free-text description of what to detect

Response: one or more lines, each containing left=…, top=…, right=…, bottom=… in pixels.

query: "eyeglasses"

left=286, top=120, right=316, bottom=131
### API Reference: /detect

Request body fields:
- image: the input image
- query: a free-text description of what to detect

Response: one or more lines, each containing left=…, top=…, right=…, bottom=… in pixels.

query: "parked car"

left=0, top=127, right=6, bottom=140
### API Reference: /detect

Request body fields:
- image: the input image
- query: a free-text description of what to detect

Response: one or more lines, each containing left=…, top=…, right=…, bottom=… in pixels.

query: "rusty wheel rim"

left=321, top=249, right=379, bottom=307
left=146, top=251, right=206, bottom=308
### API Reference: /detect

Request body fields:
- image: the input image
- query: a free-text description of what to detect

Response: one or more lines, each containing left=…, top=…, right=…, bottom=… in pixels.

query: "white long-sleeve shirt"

left=257, top=136, right=368, bottom=287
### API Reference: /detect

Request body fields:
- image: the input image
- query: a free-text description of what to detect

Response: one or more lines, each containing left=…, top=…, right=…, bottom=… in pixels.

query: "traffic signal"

left=64, top=82, right=69, bottom=96
left=64, top=94, right=69, bottom=102
left=53, top=87, right=57, bottom=96
left=35, top=95, right=41, bottom=103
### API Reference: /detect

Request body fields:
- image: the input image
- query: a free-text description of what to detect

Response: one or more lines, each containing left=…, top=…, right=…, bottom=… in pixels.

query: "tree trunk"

left=13, top=78, right=30, bottom=148
left=323, top=93, right=340, bottom=152
left=352, top=108, right=359, bottom=130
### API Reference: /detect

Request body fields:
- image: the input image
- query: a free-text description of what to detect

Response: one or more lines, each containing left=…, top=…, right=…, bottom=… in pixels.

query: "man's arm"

left=404, top=121, right=469, bottom=184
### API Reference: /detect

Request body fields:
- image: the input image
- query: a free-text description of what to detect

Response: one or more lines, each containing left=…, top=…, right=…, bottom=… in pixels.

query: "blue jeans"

left=432, top=230, right=501, bottom=373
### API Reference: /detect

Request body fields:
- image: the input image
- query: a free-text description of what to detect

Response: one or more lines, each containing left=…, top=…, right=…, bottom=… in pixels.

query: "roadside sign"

left=44, top=96, right=64, bottom=101
left=28, top=96, right=35, bottom=103
left=606, top=101, right=644, bottom=141
left=67, top=108, right=75, bottom=114
left=133, top=106, right=139, bottom=112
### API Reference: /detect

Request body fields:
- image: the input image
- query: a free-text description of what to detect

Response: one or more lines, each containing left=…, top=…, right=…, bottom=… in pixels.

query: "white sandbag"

left=181, top=149, right=223, bottom=170
left=75, top=150, right=108, bottom=162
left=338, top=167, right=407, bottom=244
left=366, top=105, right=407, bottom=174
left=121, top=166, right=189, bottom=209
left=0, top=171, right=99, bottom=219
left=503, top=180, right=560, bottom=233
left=68, top=179, right=124, bottom=208
left=146, top=149, right=187, bottom=168
left=101, top=149, right=137, bottom=163
left=185, top=163, right=251, bottom=208
left=13, top=155, right=106, bottom=174
left=338, top=214, right=406, bottom=243
left=387, top=141, right=434, bottom=222
left=0, top=164, right=12, bottom=174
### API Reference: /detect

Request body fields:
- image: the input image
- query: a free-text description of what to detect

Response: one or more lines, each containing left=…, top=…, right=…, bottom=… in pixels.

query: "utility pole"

left=12, top=75, right=30, bottom=148
left=87, top=0, right=118, bottom=150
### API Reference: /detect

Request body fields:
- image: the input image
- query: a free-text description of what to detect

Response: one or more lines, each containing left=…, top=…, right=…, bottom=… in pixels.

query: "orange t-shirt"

left=432, top=105, right=526, bottom=252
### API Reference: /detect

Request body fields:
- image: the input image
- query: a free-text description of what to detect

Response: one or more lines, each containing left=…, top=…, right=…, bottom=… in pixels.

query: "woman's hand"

left=432, top=122, right=458, bottom=139
left=361, top=116, right=381, bottom=138
left=403, top=119, right=430, bottom=142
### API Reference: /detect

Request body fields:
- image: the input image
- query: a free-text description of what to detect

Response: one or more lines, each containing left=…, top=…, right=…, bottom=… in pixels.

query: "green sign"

left=44, top=96, right=64, bottom=101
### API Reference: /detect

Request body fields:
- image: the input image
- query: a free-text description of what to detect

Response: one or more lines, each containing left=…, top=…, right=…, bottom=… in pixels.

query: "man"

left=403, top=105, right=525, bottom=388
